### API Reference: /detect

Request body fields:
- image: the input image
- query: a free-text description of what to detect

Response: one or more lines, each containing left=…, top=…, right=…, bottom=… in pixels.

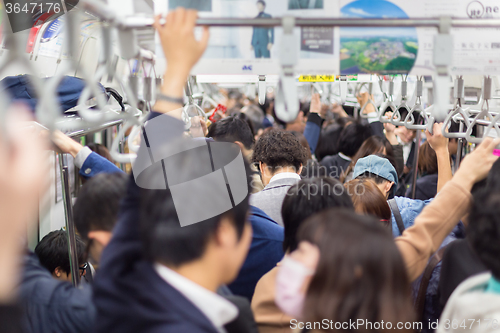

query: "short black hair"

left=207, top=115, right=255, bottom=150
left=139, top=140, right=251, bottom=267
left=35, top=230, right=86, bottom=275
left=337, top=123, right=372, bottom=157
left=73, top=173, right=128, bottom=240
left=468, top=190, right=500, bottom=280
left=257, top=0, right=266, bottom=6
left=252, top=129, right=308, bottom=171
left=281, top=177, right=353, bottom=253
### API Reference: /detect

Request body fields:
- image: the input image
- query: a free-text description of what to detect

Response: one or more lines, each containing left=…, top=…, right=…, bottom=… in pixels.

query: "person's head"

left=395, top=126, right=417, bottom=144
left=285, top=110, right=307, bottom=133
left=340, top=135, right=393, bottom=183
left=290, top=131, right=312, bottom=161
left=468, top=189, right=500, bottom=280
left=337, top=122, right=372, bottom=158
left=417, top=141, right=438, bottom=176
left=35, top=230, right=87, bottom=282
left=241, top=104, right=265, bottom=132
left=252, top=129, right=308, bottom=186
left=227, top=90, right=244, bottom=109
left=281, top=177, right=353, bottom=253
left=256, top=0, right=266, bottom=12
left=353, top=155, right=398, bottom=199
left=280, top=209, right=413, bottom=327
left=207, top=115, right=255, bottom=158
left=344, top=178, right=391, bottom=226
left=73, top=173, right=128, bottom=264
left=139, top=140, right=253, bottom=289
left=315, top=125, right=342, bottom=162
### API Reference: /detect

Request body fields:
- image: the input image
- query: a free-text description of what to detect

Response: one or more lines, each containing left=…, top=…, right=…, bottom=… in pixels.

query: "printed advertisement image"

left=340, top=0, right=419, bottom=74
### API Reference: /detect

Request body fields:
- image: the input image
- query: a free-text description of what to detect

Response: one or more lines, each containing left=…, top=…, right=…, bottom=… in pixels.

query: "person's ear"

left=259, top=161, right=264, bottom=174
left=298, top=164, right=303, bottom=175
left=214, top=216, right=238, bottom=248
left=54, top=266, right=64, bottom=278
left=88, top=230, right=113, bottom=248
left=234, top=141, right=244, bottom=152
left=384, top=181, right=395, bottom=196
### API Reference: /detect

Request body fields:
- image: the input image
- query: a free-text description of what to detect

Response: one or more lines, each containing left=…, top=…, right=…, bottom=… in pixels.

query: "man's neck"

left=165, top=260, right=220, bottom=293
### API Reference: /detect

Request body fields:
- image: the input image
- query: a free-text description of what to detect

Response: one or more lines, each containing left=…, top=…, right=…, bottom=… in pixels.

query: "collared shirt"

left=338, top=152, right=352, bottom=161
left=154, top=264, right=238, bottom=333
left=269, top=172, right=301, bottom=184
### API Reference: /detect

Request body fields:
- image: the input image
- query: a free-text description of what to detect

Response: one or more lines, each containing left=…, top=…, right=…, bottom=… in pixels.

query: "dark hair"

left=315, top=125, right=343, bottom=162
left=257, top=0, right=266, bottom=6
left=73, top=173, right=128, bottom=240
left=252, top=129, right=308, bottom=172
left=207, top=116, right=255, bottom=150
left=468, top=190, right=500, bottom=280
left=35, top=230, right=86, bottom=275
left=234, top=112, right=256, bottom=137
left=139, top=140, right=251, bottom=267
left=337, top=122, right=372, bottom=157
left=87, top=143, right=113, bottom=162
left=418, top=141, right=438, bottom=175
left=290, top=131, right=312, bottom=161
left=299, top=209, right=414, bottom=332
left=341, top=136, right=393, bottom=183
left=357, top=171, right=391, bottom=185
left=344, top=178, right=391, bottom=222
left=281, top=178, right=353, bottom=253
left=300, top=159, right=327, bottom=179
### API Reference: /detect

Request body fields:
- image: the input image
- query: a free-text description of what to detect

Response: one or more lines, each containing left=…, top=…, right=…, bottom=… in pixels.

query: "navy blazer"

left=93, top=114, right=221, bottom=333
left=228, top=206, right=284, bottom=301
left=79, top=152, right=123, bottom=179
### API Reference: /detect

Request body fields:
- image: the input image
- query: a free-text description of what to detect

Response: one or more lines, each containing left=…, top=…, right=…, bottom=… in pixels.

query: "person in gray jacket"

left=250, top=129, right=309, bottom=226
left=251, top=1, right=274, bottom=58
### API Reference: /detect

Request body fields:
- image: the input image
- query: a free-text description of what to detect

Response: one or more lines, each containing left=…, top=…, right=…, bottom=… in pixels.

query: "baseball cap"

left=352, top=155, right=398, bottom=186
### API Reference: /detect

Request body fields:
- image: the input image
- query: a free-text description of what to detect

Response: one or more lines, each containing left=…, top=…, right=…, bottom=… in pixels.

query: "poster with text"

left=155, top=0, right=339, bottom=75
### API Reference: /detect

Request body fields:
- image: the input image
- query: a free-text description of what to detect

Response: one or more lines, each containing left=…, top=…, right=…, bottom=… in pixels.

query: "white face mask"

left=275, top=256, right=315, bottom=319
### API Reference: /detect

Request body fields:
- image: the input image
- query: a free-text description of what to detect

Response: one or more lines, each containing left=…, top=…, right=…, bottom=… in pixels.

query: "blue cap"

left=352, top=155, right=398, bottom=186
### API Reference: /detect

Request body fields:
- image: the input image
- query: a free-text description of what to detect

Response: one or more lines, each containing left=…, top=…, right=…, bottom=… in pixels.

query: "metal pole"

left=58, top=153, right=80, bottom=287
left=455, top=121, right=465, bottom=173
left=411, top=130, right=422, bottom=199
left=105, top=16, right=500, bottom=29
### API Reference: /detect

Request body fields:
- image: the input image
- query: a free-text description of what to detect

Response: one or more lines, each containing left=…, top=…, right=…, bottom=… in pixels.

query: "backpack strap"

left=388, top=198, right=405, bottom=236
left=414, top=246, right=447, bottom=325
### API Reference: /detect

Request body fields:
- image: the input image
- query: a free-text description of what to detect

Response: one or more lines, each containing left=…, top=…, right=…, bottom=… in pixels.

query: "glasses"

left=79, top=262, right=88, bottom=277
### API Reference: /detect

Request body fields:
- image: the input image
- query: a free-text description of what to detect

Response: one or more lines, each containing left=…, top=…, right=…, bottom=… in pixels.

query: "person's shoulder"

left=249, top=206, right=284, bottom=240
left=394, top=196, right=428, bottom=209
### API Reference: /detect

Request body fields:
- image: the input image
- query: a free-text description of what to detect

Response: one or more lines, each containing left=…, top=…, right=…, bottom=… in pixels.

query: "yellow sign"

left=299, top=75, right=336, bottom=82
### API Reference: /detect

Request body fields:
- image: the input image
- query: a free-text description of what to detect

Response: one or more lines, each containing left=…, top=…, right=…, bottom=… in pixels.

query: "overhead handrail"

left=465, top=76, right=493, bottom=143
left=378, top=76, right=397, bottom=123
left=391, top=75, right=410, bottom=126
left=357, top=82, right=378, bottom=119
left=442, top=76, right=471, bottom=139
left=404, top=77, right=429, bottom=130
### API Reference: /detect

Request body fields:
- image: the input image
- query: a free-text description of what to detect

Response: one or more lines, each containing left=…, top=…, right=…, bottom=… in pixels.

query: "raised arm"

left=303, top=93, right=323, bottom=154
left=426, top=122, right=452, bottom=193
left=50, top=130, right=123, bottom=178
left=395, top=137, right=500, bottom=281
left=99, top=8, right=210, bottom=265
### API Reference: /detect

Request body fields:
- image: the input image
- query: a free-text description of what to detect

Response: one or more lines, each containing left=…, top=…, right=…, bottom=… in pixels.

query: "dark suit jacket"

left=228, top=206, right=284, bottom=301
left=251, top=12, right=274, bottom=47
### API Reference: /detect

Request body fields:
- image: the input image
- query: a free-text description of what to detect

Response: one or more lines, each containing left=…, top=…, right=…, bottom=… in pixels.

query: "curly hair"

left=252, top=129, right=308, bottom=172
